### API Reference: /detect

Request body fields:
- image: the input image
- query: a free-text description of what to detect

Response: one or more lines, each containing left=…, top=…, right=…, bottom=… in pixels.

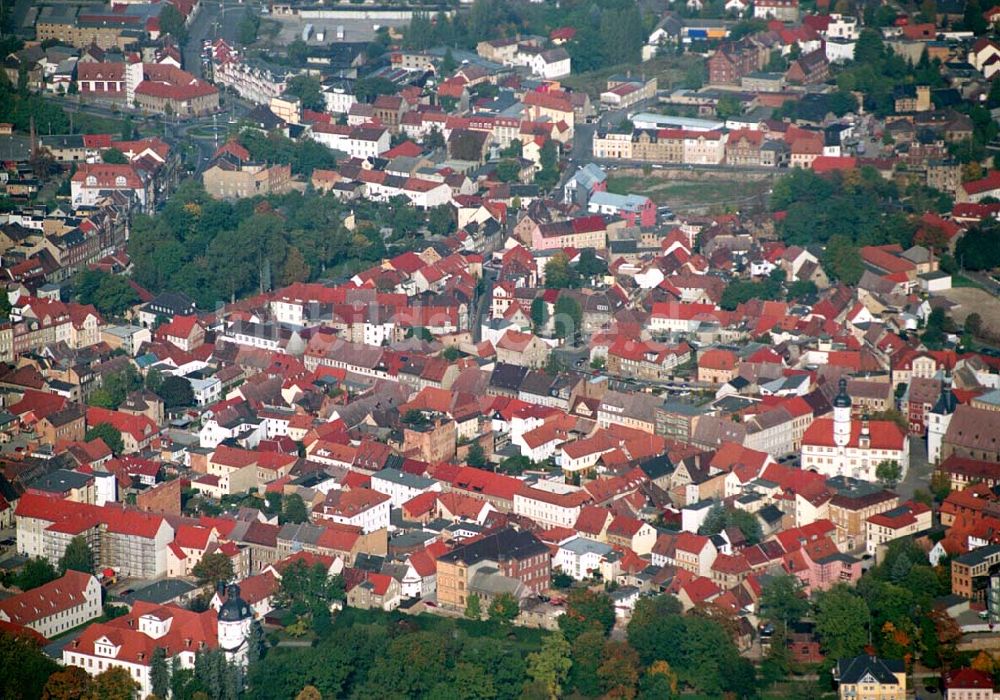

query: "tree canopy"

left=84, top=423, right=124, bottom=456
left=58, top=536, right=94, bottom=575
left=73, top=270, right=140, bottom=318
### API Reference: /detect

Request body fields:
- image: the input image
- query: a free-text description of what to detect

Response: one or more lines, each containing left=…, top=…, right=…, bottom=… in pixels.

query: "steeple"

left=217, top=583, right=252, bottom=666
left=928, top=374, right=957, bottom=464
left=833, top=377, right=852, bottom=448
left=931, top=374, right=957, bottom=416
left=833, top=376, right=851, bottom=408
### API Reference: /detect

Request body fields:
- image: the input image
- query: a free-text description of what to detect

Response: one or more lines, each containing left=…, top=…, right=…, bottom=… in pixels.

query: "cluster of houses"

left=8, top=1, right=1000, bottom=698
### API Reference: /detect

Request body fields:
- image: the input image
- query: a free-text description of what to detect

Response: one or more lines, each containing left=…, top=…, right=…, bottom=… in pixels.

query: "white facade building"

left=800, top=378, right=910, bottom=481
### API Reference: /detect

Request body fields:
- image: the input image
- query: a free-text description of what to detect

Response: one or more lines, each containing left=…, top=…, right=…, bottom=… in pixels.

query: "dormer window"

left=115, top=176, right=127, bottom=187
left=86, top=176, right=97, bottom=186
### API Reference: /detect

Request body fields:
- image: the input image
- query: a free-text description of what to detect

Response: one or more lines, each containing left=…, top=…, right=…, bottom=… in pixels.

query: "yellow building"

left=835, top=655, right=906, bottom=700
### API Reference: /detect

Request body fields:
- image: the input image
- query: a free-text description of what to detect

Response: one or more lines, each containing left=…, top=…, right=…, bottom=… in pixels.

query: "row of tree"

left=771, top=168, right=925, bottom=284
left=244, top=585, right=757, bottom=699
left=401, top=0, right=653, bottom=73
left=759, top=539, right=954, bottom=679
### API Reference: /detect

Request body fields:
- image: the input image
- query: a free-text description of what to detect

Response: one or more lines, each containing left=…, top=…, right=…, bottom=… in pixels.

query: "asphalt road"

left=184, top=1, right=247, bottom=79
left=896, top=435, right=932, bottom=502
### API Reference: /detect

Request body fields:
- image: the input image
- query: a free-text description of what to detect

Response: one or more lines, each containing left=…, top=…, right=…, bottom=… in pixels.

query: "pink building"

left=587, top=192, right=656, bottom=228
left=781, top=535, right=861, bottom=593
left=530, top=215, right=608, bottom=251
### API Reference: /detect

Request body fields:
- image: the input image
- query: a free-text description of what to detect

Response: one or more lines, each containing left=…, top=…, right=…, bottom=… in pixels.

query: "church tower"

left=217, top=583, right=252, bottom=666
left=833, top=377, right=852, bottom=447
left=928, top=375, right=957, bottom=464
left=833, top=377, right=851, bottom=447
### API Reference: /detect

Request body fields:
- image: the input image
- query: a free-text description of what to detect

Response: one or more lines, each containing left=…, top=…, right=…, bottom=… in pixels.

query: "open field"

left=560, top=54, right=706, bottom=99
left=940, top=287, right=1000, bottom=338
left=606, top=173, right=774, bottom=214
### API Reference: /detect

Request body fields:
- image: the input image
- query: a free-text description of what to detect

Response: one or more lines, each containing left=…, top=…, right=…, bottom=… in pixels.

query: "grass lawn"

left=953, top=274, right=984, bottom=290
left=560, top=54, right=705, bottom=99
left=606, top=174, right=773, bottom=213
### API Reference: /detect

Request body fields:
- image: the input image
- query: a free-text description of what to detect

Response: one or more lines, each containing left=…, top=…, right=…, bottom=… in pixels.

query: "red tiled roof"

left=0, top=570, right=95, bottom=627
left=802, top=418, right=905, bottom=450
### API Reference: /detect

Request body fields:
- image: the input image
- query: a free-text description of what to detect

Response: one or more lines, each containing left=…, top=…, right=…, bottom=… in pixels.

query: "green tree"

left=58, top=535, right=94, bottom=575
left=192, top=552, right=234, bottom=588
left=597, top=640, right=641, bottom=699
left=90, top=667, right=138, bottom=700
left=530, top=296, right=548, bottom=333
left=84, top=423, right=124, bottom=456
left=558, top=588, right=615, bottom=642
left=577, top=249, right=608, bottom=278
left=0, top=629, right=58, bottom=700
left=698, top=503, right=763, bottom=544
left=956, top=224, right=1000, bottom=270
left=814, top=585, right=870, bottom=659
left=525, top=632, right=572, bottom=700
left=501, top=140, right=522, bottom=158
left=282, top=493, right=309, bottom=523
left=466, top=442, right=487, bottom=468
left=922, top=307, right=950, bottom=350
left=425, top=127, right=445, bottom=150
left=440, top=47, right=457, bottom=74
left=285, top=75, right=324, bottom=111
left=150, top=647, right=170, bottom=700
left=716, top=94, right=741, bottom=119
left=535, top=139, right=559, bottom=189
left=87, top=364, right=143, bottom=409
left=854, top=29, right=885, bottom=64
left=465, top=593, right=482, bottom=620
left=965, top=0, right=989, bottom=33
left=159, top=375, right=195, bottom=409
left=14, top=558, right=58, bottom=591
left=553, top=295, right=582, bottom=341
left=544, top=253, right=580, bottom=289
left=569, top=628, right=604, bottom=696
left=354, top=77, right=400, bottom=103
left=626, top=595, right=684, bottom=666
left=282, top=246, right=311, bottom=285
left=824, top=235, right=864, bottom=285
left=145, top=368, right=164, bottom=394
left=238, top=9, right=260, bottom=46
left=488, top=592, right=520, bottom=625
left=966, top=312, right=984, bottom=337
left=760, top=574, right=808, bottom=631
left=495, top=159, right=522, bottom=183
left=720, top=279, right=781, bottom=310
left=428, top=204, right=455, bottom=236
left=287, top=39, right=310, bottom=65
left=42, top=665, right=92, bottom=700
left=875, top=459, right=903, bottom=487
left=787, top=279, right=818, bottom=302
left=159, top=3, right=188, bottom=42
left=101, top=147, right=127, bottom=165
left=638, top=661, right=679, bottom=700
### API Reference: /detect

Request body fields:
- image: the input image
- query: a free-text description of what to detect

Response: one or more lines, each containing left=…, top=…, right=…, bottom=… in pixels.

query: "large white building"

left=513, top=484, right=590, bottom=528
left=800, top=378, right=909, bottom=482
left=0, top=570, right=101, bottom=639
left=370, top=468, right=442, bottom=508
left=64, top=592, right=251, bottom=698
left=316, top=487, right=391, bottom=533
